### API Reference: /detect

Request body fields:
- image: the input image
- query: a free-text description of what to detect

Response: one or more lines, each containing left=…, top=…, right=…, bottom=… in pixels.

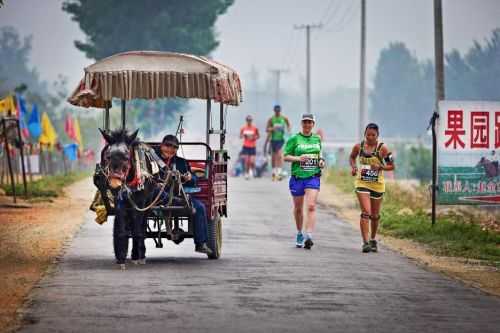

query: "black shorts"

left=355, top=187, right=384, bottom=199
left=270, top=140, right=284, bottom=153
left=241, top=147, right=256, bottom=156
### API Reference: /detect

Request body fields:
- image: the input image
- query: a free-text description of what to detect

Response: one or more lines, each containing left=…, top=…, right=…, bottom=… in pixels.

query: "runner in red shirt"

left=240, top=115, right=260, bottom=179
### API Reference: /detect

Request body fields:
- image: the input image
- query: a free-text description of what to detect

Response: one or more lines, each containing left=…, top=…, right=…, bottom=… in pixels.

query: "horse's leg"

left=130, top=208, right=140, bottom=261
left=113, top=209, right=129, bottom=266
left=130, top=197, right=147, bottom=263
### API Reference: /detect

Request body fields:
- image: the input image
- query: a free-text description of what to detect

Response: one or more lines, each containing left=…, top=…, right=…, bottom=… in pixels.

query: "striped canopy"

left=68, top=51, right=242, bottom=108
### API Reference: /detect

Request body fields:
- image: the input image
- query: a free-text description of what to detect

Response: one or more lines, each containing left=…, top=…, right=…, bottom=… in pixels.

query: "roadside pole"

left=432, top=0, right=445, bottom=225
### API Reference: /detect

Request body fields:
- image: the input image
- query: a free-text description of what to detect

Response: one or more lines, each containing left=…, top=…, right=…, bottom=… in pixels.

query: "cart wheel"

left=207, top=214, right=222, bottom=259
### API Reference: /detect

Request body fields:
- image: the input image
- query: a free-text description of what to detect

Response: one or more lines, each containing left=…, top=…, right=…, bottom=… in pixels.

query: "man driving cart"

left=154, top=134, right=212, bottom=255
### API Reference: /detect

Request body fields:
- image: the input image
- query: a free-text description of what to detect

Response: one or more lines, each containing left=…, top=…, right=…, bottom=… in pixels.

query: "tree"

left=369, top=42, right=434, bottom=137
left=62, top=0, right=234, bottom=60
left=446, top=28, right=500, bottom=101
left=0, top=26, right=47, bottom=98
left=62, top=0, right=234, bottom=137
left=408, top=145, right=432, bottom=183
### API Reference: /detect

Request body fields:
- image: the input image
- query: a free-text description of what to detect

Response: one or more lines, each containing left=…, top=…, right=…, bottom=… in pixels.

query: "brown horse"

left=477, top=157, right=499, bottom=178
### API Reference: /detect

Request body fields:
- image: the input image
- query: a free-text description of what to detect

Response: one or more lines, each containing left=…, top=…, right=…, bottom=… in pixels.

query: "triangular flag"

left=0, top=95, right=15, bottom=115
left=28, top=104, right=42, bottom=140
left=64, top=114, right=77, bottom=141
left=39, top=112, right=58, bottom=147
left=63, top=143, right=79, bottom=161
left=74, top=117, right=83, bottom=148
left=16, top=94, right=30, bottom=139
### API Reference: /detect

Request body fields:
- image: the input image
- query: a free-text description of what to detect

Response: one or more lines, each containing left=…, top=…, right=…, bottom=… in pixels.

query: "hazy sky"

left=1, top=0, right=500, bottom=96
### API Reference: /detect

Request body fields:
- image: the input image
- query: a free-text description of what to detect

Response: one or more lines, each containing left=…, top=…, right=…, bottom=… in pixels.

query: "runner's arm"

left=255, top=128, right=260, bottom=140
left=266, top=118, right=273, bottom=133
left=283, top=136, right=301, bottom=162
left=379, top=145, right=395, bottom=171
left=239, top=127, right=244, bottom=139
left=349, top=144, right=360, bottom=176
left=284, top=117, right=291, bottom=133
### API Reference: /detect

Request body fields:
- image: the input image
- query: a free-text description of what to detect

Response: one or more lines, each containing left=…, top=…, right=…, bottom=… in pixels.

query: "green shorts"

left=355, top=187, right=384, bottom=199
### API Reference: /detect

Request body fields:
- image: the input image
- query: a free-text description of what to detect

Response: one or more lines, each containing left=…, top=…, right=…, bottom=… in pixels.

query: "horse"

left=476, top=156, right=499, bottom=178
left=97, top=128, right=157, bottom=269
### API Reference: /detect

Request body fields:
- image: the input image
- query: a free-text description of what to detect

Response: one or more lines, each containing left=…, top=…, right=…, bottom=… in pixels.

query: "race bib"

left=300, top=155, right=319, bottom=171
left=360, top=164, right=379, bottom=182
left=243, top=129, right=255, bottom=140
left=273, top=123, right=285, bottom=132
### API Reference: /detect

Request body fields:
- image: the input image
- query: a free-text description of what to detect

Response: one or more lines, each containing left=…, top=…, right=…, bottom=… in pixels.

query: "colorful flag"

left=16, top=94, right=30, bottom=139
left=39, top=112, right=58, bottom=147
left=63, top=143, right=79, bottom=161
left=0, top=95, right=15, bottom=115
left=74, top=117, right=83, bottom=148
left=64, top=114, right=77, bottom=141
left=28, top=104, right=42, bottom=140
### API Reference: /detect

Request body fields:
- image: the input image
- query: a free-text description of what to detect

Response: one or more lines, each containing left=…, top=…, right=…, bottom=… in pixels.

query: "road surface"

left=18, top=178, right=500, bottom=333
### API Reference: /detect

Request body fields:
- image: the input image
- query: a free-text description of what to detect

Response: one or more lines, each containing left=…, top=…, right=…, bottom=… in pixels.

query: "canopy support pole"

left=121, top=100, right=126, bottom=130
left=104, top=104, right=110, bottom=131
left=206, top=99, right=211, bottom=148
left=219, top=103, right=225, bottom=150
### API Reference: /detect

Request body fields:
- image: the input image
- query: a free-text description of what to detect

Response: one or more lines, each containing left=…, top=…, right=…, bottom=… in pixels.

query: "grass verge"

left=326, top=169, right=500, bottom=266
left=1, top=172, right=90, bottom=198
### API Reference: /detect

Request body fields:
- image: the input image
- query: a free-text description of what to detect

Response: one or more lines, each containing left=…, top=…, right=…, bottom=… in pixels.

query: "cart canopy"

left=68, top=51, right=242, bottom=108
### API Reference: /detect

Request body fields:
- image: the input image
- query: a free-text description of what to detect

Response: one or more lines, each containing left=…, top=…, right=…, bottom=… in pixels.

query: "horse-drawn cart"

left=68, top=51, right=242, bottom=260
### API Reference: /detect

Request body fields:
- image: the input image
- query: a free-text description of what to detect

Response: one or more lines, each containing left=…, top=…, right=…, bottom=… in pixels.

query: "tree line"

left=370, top=28, right=500, bottom=138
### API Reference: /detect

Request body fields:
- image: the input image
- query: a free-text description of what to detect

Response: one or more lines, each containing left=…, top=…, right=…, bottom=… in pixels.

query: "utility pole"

left=431, top=0, right=445, bottom=226
left=269, top=68, right=289, bottom=104
left=434, top=0, right=445, bottom=104
left=358, top=0, right=367, bottom=141
left=294, top=23, right=322, bottom=114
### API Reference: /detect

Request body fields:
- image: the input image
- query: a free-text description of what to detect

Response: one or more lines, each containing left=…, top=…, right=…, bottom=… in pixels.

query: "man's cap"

left=301, top=113, right=315, bottom=122
left=273, top=104, right=281, bottom=111
left=161, top=134, right=179, bottom=147
left=246, top=115, right=253, bottom=121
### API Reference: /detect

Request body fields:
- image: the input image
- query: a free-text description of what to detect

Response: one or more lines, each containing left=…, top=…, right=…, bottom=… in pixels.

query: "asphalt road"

left=18, top=177, right=500, bottom=333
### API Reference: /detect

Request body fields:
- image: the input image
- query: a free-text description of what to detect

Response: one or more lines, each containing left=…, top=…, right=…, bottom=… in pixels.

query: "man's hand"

left=181, top=172, right=192, bottom=183
left=299, top=155, right=309, bottom=162
left=351, top=166, right=357, bottom=176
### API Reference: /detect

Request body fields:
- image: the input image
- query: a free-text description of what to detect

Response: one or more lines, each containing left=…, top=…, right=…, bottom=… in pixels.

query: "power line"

left=332, top=1, right=358, bottom=32
left=322, top=0, right=344, bottom=28
left=319, top=0, right=338, bottom=25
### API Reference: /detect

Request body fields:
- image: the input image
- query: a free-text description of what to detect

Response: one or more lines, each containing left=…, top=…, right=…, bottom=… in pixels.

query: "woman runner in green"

left=284, top=114, right=325, bottom=249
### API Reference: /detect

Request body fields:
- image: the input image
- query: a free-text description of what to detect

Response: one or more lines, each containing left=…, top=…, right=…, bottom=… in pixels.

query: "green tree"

left=407, top=145, right=432, bottom=183
left=62, top=0, right=233, bottom=59
left=370, top=42, right=434, bottom=137
left=62, top=0, right=234, bottom=136
left=446, top=28, right=500, bottom=101
left=0, top=26, right=47, bottom=98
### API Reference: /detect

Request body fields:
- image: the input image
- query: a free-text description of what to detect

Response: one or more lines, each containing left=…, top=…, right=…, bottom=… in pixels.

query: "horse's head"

left=476, top=156, right=487, bottom=167
left=99, top=128, right=139, bottom=189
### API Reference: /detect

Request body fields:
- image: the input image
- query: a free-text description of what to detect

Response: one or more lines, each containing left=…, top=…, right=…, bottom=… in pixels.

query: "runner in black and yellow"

left=349, top=123, right=395, bottom=253
left=284, top=114, right=325, bottom=249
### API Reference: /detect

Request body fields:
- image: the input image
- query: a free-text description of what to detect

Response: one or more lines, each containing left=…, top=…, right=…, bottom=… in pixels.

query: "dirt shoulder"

left=0, top=178, right=93, bottom=332
left=319, top=182, right=500, bottom=297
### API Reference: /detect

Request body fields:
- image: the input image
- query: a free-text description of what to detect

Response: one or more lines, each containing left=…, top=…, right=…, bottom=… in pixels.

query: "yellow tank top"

left=354, top=141, right=385, bottom=193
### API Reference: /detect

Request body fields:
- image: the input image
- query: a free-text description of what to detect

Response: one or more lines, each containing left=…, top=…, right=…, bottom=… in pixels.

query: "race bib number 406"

left=360, top=164, right=379, bottom=182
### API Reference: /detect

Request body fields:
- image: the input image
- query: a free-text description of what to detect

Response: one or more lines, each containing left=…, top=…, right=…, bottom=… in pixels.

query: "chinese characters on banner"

left=438, top=101, right=500, bottom=205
